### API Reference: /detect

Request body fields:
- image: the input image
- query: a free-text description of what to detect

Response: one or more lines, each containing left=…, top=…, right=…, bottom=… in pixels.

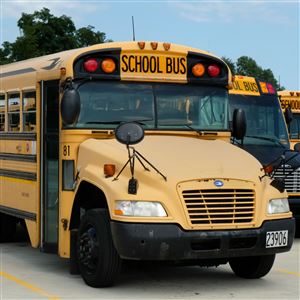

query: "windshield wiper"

left=184, top=124, right=202, bottom=135
left=244, top=135, right=286, bottom=148
left=85, top=121, right=123, bottom=124
left=86, top=119, right=153, bottom=126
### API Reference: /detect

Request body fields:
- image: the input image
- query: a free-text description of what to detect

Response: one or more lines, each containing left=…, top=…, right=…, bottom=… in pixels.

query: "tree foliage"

left=222, top=55, right=283, bottom=90
left=0, top=8, right=111, bottom=64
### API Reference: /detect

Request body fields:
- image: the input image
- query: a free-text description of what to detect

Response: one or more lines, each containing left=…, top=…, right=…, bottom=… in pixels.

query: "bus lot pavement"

left=0, top=237, right=299, bottom=300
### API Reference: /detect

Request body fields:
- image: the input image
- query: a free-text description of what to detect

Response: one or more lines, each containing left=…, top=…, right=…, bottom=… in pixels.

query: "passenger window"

left=23, top=91, right=36, bottom=132
left=8, top=93, right=20, bottom=132
left=0, top=94, right=5, bottom=132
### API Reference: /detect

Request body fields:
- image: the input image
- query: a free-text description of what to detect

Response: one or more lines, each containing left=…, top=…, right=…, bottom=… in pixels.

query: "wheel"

left=295, top=221, right=300, bottom=238
left=229, top=254, right=275, bottom=279
left=77, top=209, right=121, bottom=287
left=0, top=213, right=17, bottom=242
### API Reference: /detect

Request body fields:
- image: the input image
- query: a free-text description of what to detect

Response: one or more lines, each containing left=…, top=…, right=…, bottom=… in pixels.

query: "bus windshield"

left=69, top=81, right=228, bottom=131
left=229, top=94, right=289, bottom=147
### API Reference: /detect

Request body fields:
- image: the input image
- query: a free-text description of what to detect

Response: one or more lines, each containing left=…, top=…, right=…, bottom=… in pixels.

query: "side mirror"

left=115, top=122, right=144, bottom=145
left=61, top=88, right=81, bottom=125
left=284, top=107, right=293, bottom=125
left=294, top=142, right=300, bottom=152
left=232, top=108, right=246, bottom=140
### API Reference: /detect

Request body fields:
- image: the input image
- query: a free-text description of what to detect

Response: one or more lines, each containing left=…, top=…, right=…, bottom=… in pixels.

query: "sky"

left=0, top=0, right=299, bottom=90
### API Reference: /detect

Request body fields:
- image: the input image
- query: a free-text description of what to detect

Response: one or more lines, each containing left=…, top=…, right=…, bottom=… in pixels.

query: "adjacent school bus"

left=229, top=77, right=300, bottom=235
left=278, top=91, right=300, bottom=148
left=278, top=90, right=300, bottom=232
left=229, top=76, right=291, bottom=165
left=0, top=41, right=295, bottom=287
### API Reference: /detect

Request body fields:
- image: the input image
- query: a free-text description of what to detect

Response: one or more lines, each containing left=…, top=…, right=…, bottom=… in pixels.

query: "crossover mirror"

left=115, top=122, right=144, bottom=145
left=61, top=88, right=81, bottom=125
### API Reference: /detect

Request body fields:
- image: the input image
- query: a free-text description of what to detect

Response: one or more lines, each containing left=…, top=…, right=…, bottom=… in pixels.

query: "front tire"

left=229, top=254, right=275, bottom=279
left=77, top=209, right=121, bottom=287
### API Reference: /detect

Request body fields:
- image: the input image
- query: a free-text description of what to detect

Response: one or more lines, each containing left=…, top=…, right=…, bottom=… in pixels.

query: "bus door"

left=40, top=80, right=59, bottom=252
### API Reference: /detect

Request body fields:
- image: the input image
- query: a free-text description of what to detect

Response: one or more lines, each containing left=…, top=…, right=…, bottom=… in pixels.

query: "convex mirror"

left=115, top=122, right=144, bottom=145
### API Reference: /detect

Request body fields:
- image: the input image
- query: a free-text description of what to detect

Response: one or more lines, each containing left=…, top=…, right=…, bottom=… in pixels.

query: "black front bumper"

left=111, top=218, right=295, bottom=261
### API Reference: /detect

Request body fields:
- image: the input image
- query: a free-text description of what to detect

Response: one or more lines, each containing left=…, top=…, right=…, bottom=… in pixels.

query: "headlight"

left=268, top=198, right=290, bottom=214
left=115, top=201, right=167, bottom=217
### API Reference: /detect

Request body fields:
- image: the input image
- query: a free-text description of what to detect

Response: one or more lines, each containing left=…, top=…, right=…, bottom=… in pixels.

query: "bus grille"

left=273, top=165, right=300, bottom=193
left=182, top=189, right=255, bottom=225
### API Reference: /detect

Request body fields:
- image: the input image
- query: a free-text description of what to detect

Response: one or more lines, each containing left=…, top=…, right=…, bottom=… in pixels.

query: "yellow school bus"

left=278, top=90, right=300, bottom=233
left=278, top=91, right=300, bottom=148
left=0, top=41, right=295, bottom=287
left=229, top=76, right=300, bottom=235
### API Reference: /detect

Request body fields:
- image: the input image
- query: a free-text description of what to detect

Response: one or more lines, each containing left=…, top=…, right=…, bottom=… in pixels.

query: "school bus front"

left=0, top=41, right=295, bottom=288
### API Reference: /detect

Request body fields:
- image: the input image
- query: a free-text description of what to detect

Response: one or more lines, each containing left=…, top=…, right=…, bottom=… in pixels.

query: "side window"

left=8, top=93, right=20, bottom=132
left=0, top=94, right=5, bottom=132
left=23, top=91, right=36, bottom=132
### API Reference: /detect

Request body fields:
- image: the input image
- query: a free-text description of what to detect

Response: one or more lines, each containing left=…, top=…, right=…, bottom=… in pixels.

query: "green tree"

left=221, top=55, right=282, bottom=90
left=0, top=8, right=111, bottom=64
left=0, top=42, right=13, bottom=64
left=221, top=56, right=236, bottom=75
left=75, top=25, right=107, bottom=47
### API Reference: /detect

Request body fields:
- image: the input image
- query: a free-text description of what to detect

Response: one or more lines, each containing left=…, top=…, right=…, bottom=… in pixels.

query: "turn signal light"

left=207, top=64, right=220, bottom=77
left=84, top=58, right=98, bottom=72
left=101, top=58, right=116, bottom=73
left=104, top=164, right=116, bottom=177
left=263, top=164, right=274, bottom=174
left=192, top=63, right=205, bottom=77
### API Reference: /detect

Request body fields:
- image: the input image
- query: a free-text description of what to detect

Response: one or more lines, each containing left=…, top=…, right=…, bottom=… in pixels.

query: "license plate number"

left=266, top=230, right=288, bottom=248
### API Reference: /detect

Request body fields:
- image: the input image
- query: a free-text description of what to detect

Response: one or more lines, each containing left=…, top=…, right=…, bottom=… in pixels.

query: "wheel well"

left=69, top=181, right=108, bottom=230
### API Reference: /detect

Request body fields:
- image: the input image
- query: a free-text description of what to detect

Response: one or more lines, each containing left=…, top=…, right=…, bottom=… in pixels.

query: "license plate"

left=266, top=230, right=288, bottom=248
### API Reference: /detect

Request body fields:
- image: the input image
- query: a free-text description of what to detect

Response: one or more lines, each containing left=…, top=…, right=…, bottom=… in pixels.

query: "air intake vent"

left=182, top=189, right=255, bottom=225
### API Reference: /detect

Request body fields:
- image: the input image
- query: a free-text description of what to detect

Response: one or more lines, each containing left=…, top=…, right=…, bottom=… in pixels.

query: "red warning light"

left=267, top=83, right=275, bottom=94
left=207, top=64, right=220, bottom=77
left=84, top=58, right=98, bottom=72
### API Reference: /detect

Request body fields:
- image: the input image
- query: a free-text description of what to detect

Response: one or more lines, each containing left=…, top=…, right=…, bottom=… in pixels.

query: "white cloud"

left=169, top=0, right=298, bottom=26
left=1, top=0, right=109, bottom=24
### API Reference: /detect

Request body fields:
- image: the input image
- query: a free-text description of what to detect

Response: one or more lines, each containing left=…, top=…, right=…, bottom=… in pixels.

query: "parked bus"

left=278, top=90, right=300, bottom=233
left=229, top=76, right=291, bottom=165
left=0, top=41, right=295, bottom=287
left=278, top=91, right=300, bottom=148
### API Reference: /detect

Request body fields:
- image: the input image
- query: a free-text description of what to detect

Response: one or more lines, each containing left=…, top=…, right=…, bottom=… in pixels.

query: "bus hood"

left=77, top=135, right=264, bottom=184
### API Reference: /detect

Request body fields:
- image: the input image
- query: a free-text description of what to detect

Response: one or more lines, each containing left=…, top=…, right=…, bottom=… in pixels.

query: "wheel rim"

left=78, top=225, right=100, bottom=274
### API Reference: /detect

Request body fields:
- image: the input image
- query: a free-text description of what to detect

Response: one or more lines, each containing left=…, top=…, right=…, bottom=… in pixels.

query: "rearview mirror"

left=294, top=143, right=300, bottom=152
left=232, top=108, right=246, bottom=140
left=284, top=107, right=293, bottom=125
left=115, top=122, right=144, bottom=145
left=61, top=88, right=81, bottom=125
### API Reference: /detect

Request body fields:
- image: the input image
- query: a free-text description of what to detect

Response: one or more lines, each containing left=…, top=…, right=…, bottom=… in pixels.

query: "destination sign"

left=120, top=52, right=187, bottom=81
left=280, top=97, right=300, bottom=111
left=230, top=77, right=260, bottom=96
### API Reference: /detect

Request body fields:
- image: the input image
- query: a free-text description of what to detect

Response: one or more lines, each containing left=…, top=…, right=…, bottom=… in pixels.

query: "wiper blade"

left=185, top=124, right=202, bottom=136
left=86, top=119, right=153, bottom=125
left=85, top=121, right=122, bottom=124
left=245, top=135, right=286, bottom=148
